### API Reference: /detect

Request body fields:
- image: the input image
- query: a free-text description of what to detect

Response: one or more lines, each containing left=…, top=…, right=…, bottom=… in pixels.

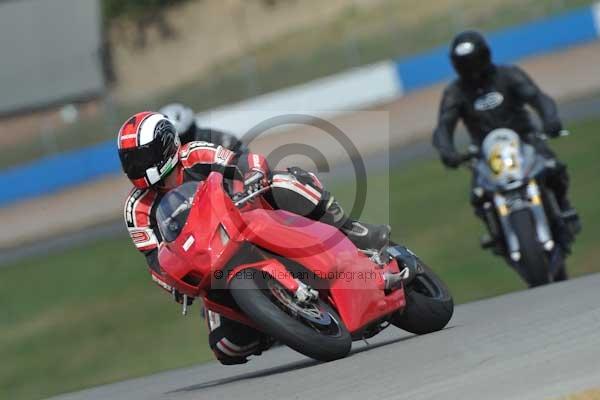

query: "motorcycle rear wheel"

left=230, top=271, right=352, bottom=362
left=391, top=263, right=454, bottom=335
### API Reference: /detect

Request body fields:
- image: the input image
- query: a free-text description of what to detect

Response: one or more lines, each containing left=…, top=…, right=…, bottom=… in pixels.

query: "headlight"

left=489, top=152, right=519, bottom=175
left=489, top=155, right=504, bottom=174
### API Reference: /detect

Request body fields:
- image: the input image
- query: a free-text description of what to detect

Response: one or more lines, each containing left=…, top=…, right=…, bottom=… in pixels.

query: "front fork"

left=493, top=180, right=554, bottom=262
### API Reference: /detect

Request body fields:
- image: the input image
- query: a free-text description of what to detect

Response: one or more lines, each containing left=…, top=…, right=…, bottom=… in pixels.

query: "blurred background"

left=1, top=0, right=599, bottom=399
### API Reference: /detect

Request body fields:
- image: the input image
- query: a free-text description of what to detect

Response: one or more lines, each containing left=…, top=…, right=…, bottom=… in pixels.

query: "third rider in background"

left=160, top=103, right=248, bottom=154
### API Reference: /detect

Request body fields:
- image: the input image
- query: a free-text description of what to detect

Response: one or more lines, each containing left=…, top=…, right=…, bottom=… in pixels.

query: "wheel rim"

left=265, top=279, right=343, bottom=337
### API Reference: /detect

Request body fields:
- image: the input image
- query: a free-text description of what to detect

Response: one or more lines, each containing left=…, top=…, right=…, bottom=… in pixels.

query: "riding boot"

left=545, top=161, right=581, bottom=234
left=556, top=193, right=581, bottom=234
left=323, top=197, right=391, bottom=250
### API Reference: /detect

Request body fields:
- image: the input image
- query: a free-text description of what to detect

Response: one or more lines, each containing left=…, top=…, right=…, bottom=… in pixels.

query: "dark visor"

left=119, top=134, right=177, bottom=180
left=119, top=144, right=159, bottom=179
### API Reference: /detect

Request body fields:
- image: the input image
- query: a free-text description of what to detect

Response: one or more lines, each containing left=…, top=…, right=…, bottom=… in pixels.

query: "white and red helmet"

left=117, top=111, right=180, bottom=189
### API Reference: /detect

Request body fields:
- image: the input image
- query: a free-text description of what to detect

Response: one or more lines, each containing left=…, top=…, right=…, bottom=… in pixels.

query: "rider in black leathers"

left=432, top=31, right=579, bottom=232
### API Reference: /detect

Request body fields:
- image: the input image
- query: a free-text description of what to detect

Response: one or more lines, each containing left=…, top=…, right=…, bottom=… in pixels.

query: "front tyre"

left=230, top=272, right=351, bottom=362
left=510, top=209, right=551, bottom=287
left=392, top=263, right=454, bottom=335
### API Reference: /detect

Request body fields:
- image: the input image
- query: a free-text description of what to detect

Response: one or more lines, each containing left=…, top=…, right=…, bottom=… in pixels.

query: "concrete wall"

left=0, top=0, right=104, bottom=114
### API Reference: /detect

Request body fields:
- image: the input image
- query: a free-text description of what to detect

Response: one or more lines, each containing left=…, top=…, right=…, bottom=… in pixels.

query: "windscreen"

left=156, top=182, right=200, bottom=242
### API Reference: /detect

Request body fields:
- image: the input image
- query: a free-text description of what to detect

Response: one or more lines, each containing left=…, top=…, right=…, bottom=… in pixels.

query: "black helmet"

left=117, top=112, right=181, bottom=189
left=450, top=31, right=492, bottom=83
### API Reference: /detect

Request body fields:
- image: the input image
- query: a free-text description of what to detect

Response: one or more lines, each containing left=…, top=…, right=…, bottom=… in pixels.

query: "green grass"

left=2, top=0, right=594, bottom=169
left=1, top=117, right=599, bottom=399
left=0, top=240, right=213, bottom=400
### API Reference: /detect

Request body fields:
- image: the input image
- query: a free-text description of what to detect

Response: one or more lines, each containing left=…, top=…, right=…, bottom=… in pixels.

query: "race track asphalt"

left=51, top=273, right=600, bottom=400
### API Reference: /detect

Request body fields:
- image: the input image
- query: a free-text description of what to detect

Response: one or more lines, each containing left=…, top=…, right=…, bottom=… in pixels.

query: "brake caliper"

left=294, top=280, right=319, bottom=304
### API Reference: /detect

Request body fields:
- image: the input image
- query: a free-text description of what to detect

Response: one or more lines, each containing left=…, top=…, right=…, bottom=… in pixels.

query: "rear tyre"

left=230, top=272, right=351, bottom=362
left=392, top=263, right=454, bottom=335
left=510, top=209, right=551, bottom=287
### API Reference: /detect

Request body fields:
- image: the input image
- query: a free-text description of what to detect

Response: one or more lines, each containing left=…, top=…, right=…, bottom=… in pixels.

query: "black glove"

left=243, top=171, right=266, bottom=194
left=544, top=119, right=563, bottom=138
left=440, top=152, right=462, bottom=169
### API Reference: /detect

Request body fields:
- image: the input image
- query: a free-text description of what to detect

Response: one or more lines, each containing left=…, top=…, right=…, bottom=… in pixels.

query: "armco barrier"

left=396, top=7, right=600, bottom=92
left=196, top=60, right=402, bottom=137
left=0, top=141, right=119, bottom=206
left=1, top=3, right=600, bottom=207
left=595, top=3, right=600, bottom=35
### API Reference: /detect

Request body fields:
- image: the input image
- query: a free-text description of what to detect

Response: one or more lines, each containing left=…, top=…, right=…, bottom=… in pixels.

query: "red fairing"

left=239, top=209, right=405, bottom=332
left=158, top=172, right=406, bottom=336
left=227, top=259, right=300, bottom=293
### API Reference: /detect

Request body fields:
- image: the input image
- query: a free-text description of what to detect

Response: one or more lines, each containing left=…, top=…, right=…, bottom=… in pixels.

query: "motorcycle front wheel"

left=510, top=209, right=552, bottom=287
left=230, top=271, right=352, bottom=362
left=391, top=262, right=454, bottom=335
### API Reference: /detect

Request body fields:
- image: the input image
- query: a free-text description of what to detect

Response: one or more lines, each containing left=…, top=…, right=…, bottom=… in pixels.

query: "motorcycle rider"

left=432, top=31, right=580, bottom=245
left=118, top=111, right=390, bottom=365
left=159, top=103, right=247, bottom=153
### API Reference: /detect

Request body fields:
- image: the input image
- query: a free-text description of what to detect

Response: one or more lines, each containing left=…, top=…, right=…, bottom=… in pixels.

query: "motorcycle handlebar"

left=457, top=130, right=571, bottom=166
left=232, top=185, right=272, bottom=207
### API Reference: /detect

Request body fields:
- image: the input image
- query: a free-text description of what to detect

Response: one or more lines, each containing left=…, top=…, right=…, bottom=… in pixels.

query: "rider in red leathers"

left=118, top=111, right=390, bottom=364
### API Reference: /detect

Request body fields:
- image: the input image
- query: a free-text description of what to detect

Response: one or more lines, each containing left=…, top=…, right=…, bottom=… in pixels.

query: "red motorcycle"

left=156, top=170, right=454, bottom=362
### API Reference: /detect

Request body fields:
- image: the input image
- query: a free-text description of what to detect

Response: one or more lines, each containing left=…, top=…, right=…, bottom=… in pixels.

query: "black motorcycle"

left=460, top=128, right=579, bottom=287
